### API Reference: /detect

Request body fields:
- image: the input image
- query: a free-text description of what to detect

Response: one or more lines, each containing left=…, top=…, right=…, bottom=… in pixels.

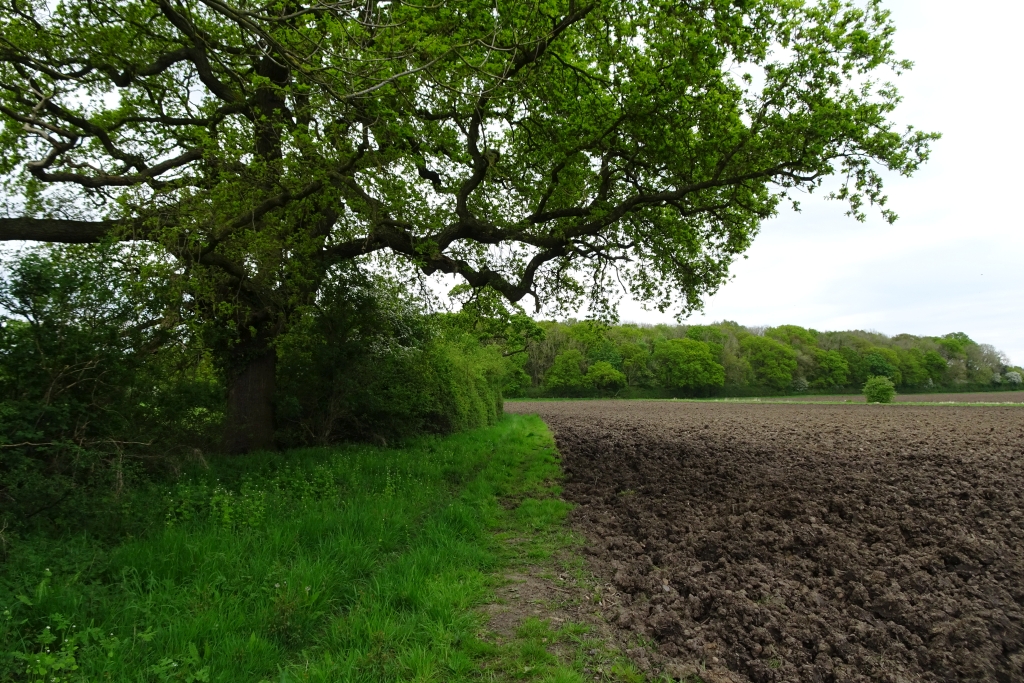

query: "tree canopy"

left=1, top=0, right=935, bottom=303
left=0, top=0, right=937, bottom=449
left=653, top=338, right=725, bottom=391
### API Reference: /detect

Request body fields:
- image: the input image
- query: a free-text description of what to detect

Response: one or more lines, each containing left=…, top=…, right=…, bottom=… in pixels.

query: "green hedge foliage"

left=277, top=318, right=505, bottom=446
left=0, top=246, right=223, bottom=534
left=0, top=248, right=507, bottom=533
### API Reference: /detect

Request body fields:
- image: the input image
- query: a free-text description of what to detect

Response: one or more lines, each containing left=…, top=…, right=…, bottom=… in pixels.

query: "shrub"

left=0, top=245, right=222, bottom=534
left=863, top=376, right=896, bottom=403
left=1005, top=371, right=1022, bottom=386
left=275, top=279, right=505, bottom=445
left=1, top=249, right=507, bottom=534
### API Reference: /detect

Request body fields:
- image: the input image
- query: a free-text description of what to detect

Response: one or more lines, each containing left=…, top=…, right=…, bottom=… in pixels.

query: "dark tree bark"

left=223, top=338, right=277, bottom=454
left=0, top=218, right=123, bottom=243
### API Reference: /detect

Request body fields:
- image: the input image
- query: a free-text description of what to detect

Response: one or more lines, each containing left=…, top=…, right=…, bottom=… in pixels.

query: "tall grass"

left=1, top=415, right=567, bottom=682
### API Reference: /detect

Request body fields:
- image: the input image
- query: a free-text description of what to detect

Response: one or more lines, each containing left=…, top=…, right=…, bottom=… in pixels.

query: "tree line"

left=510, top=320, right=1023, bottom=397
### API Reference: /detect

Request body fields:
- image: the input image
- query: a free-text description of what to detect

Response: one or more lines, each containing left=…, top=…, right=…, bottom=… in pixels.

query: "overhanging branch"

left=0, top=217, right=130, bottom=243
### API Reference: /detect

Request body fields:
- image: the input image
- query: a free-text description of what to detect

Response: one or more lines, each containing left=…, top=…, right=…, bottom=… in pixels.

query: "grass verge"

left=1, top=415, right=637, bottom=682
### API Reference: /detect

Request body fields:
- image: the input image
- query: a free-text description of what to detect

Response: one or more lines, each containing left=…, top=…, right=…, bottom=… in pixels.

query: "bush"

left=863, top=375, right=897, bottom=403
left=0, top=245, right=223, bottom=534
left=0, top=249, right=507, bottom=533
left=275, top=277, right=505, bottom=445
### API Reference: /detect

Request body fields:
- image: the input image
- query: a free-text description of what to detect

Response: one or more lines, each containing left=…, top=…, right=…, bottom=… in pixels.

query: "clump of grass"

left=1, top=415, right=571, bottom=682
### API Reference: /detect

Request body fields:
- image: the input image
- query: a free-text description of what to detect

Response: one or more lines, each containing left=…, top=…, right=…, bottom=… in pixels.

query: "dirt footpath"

left=506, top=401, right=1024, bottom=683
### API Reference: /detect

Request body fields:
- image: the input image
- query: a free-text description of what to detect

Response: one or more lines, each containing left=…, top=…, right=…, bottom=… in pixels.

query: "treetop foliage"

left=653, top=337, right=726, bottom=392
left=1, top=0, right=936, bottom=321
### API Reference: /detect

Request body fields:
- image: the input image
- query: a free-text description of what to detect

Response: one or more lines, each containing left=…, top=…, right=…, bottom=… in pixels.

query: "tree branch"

left=0, top=217, right=127, bottom=243
left=28, top=149, right=203, bottom=188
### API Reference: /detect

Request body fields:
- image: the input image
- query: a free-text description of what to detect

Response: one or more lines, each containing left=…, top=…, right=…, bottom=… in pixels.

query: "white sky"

left=617, top=0, right=1024, bottom=365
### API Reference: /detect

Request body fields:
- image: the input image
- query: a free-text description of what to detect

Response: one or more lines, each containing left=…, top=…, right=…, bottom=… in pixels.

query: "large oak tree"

left=0, top=0, right=935, bottom=451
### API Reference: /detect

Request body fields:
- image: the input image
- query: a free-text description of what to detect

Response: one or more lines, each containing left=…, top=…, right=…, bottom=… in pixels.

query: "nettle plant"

left=0, top=0, right=935, bottom=450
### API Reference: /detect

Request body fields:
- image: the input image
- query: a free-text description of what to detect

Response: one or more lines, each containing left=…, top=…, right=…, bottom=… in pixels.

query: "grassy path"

left=1, top=415, right=637, bottom=683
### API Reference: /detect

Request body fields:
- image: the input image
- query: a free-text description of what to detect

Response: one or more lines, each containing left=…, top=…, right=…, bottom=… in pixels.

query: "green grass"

left=1, top=414, right=611, bottom=683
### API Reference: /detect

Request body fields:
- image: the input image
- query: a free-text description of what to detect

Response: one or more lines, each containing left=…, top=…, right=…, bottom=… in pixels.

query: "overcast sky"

left=617, top=0, right=1024, bottom=365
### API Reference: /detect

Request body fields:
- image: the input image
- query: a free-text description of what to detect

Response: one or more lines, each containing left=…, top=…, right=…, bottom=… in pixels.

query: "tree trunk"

left=224, top=344, right=277, bottom=454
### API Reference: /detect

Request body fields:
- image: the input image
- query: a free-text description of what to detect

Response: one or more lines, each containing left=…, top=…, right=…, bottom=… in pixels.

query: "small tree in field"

left=863, top=376, right=896, bottom=403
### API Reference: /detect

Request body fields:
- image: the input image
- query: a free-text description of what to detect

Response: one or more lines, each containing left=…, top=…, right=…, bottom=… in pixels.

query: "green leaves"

left=863, top=375, right=896, bottom=403
left=653, top=338, right=726, bottom=391
left=0, top=0, right=936, bottom=408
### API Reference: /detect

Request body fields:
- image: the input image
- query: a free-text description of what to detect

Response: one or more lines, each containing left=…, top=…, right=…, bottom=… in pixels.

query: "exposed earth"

left=506, top=400, right=1024, bottom=682
left=743, top=392, right=1024, bottom=404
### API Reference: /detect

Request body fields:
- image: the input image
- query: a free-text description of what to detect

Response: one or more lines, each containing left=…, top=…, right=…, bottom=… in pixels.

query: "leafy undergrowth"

left=0, top=414, right=635, bottom=683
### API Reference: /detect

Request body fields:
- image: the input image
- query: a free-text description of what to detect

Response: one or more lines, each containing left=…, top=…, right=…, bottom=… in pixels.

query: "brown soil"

left=750, top=392, right=1024, bottom=404
left=506, top=400, right=1024, bottom=683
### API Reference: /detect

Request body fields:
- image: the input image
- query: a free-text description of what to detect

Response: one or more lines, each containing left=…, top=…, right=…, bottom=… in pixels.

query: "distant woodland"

left=509, top=321, right=1023, bottom=397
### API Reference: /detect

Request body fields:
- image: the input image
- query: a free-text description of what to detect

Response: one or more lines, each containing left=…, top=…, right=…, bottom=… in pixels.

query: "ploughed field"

left=506, top=401, right=1024, bottom=683
left=745, top=392, right=1024, bottom=404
